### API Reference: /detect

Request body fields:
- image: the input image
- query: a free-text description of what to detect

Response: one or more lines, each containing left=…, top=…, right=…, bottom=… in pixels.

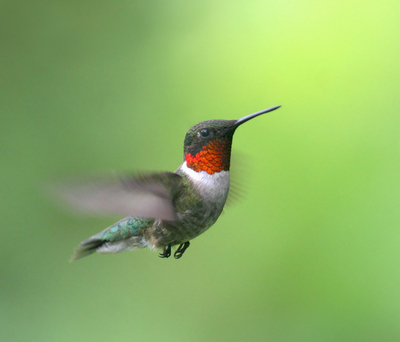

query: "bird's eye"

left=199, top=128, right=210, bottom=137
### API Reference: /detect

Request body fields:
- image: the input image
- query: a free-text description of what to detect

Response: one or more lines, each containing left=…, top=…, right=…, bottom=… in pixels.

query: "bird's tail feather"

left=69, top=236, right=145, bottom=262
left=69, top=239, right=105, bottom=262
left=69, top=216, right=152, bottom=262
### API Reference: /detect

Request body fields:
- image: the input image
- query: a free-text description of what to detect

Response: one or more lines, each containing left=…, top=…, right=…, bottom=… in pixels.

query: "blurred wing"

left=225, top=150, right=248, bottom=207
left=50, top=171, right=182, bottom=221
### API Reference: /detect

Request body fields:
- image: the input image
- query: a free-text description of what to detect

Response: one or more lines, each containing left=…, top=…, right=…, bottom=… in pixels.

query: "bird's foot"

left=174, top=242, right=190, bottom=259
left=159, top=244, right=172, bottom=258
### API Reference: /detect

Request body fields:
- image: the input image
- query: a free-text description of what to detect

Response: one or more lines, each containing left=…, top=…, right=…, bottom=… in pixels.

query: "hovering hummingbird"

left=65, top=105, right=280, bottom=261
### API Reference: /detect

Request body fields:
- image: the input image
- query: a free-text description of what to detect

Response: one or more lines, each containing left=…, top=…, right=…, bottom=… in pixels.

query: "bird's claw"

left=174, top=241, right=190, bottom=259
left=159, top=244, right=171, bottom=258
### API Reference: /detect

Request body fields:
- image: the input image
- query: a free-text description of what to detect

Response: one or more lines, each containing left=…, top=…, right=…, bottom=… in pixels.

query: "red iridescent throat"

left=185, top=138, right=232, bottom=174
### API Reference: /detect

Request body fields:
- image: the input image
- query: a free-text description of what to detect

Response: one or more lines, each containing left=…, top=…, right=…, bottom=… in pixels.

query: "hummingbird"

left=65, top=105, right=281, bottom=261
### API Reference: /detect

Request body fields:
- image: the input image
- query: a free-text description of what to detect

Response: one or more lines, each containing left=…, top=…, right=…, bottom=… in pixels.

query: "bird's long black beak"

left=235, top=105, right=281, bottom=127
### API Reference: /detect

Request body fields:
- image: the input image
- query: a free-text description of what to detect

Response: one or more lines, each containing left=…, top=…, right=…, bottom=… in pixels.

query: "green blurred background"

left=1, top=1, right=400, bottom=341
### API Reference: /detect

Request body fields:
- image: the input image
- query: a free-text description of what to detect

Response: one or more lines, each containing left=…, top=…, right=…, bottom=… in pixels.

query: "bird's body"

left=68, top=106, right=280, bottom=261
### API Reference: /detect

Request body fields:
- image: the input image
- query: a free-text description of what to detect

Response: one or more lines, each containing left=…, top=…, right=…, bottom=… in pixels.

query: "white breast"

left=177, top=161, right=230, bottom=208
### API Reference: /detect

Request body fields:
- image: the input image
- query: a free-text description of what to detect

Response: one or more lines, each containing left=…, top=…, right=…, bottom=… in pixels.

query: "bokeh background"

left=1, top=1, right=400, bottom=341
